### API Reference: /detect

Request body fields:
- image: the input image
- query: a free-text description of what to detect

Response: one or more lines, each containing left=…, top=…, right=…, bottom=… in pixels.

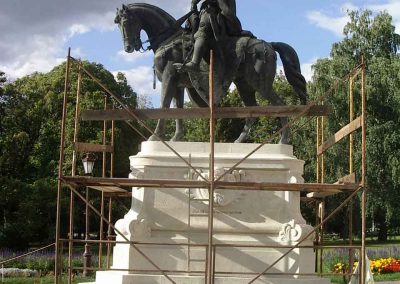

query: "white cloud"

left=114, top=66, right=161, bottom=106
left=368, top=0, right=400, bottom=33
left=308, top=1, right=400, bottom=36
left=0, top=0, right=188, bottom=79
left=69, top=24, right=90, bottom=37
left=301, top=58, right=318, bottom=82
left=117, top=50, right=152, bottom=63
left=277, top=57, right=316, bottom=84
left=341, top=2, right=359, bottom=13
left=307, top=10, right=349, bottom=37
left=0, top=34, right=64, bottom=78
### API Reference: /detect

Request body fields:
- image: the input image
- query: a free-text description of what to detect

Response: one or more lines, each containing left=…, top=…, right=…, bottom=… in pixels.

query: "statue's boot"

left=174, top=37, right=206, bottom=72
left=178, top=61, right=201, bottom=72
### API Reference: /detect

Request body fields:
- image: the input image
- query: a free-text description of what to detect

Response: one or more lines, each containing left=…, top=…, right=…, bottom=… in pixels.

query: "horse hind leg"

left=260, top=88, right=290, bottom=145
left=170, top=88, right=185, bottom=141
left=234, top=79, right=257, bottom=143
left=268, top=98, right=290, bottom=144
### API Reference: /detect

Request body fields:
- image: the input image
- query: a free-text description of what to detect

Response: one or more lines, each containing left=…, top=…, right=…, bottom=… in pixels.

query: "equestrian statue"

left=114, top=1, right=307, bottom=144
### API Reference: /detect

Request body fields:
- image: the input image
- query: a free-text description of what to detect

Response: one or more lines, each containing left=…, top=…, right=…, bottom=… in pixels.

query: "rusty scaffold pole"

left=55, top=47, right=71, bottom=284
left=206, top=49, right=216, bottom=284
left=68, top=64, right=82, bottom=284
left=98, top=95, right=108, bottom=269
left=361, top=58, right=367, bottom=284
left=107, top=108, right=115, bottom=269
left=348, top=72, right=355, bottom=276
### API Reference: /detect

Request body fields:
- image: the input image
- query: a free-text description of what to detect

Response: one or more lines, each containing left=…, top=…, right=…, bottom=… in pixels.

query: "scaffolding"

left=54, top=48, right=367, bottom=284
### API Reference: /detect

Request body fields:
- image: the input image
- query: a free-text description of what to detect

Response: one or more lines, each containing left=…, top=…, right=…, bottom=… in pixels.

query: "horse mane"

left=127, top=3, right=177, bottom=27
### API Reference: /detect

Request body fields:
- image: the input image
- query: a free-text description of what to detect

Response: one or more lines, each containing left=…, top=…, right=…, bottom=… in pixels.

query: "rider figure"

left=180, top=0, right=244, bottom=72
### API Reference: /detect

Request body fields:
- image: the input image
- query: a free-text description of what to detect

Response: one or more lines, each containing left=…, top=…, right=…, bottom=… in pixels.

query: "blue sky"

left=0, top=0, right=399, bottom=106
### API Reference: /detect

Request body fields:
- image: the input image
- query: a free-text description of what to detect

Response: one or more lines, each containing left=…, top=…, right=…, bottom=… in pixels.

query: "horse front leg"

left=234, top=117, right=256, bottom=143
left=171, top=88, right=185, bottom=141
left=148, top=119, right=166, bottom=141
left=148, top=66, right=176, bottom=141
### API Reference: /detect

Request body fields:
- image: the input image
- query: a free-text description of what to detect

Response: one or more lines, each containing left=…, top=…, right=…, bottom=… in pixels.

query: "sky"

left=0, top=0, right=399, bottom=106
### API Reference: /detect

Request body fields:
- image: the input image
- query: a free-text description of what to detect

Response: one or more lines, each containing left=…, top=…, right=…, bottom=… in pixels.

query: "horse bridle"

left=119, top=9, right=182, bottom=53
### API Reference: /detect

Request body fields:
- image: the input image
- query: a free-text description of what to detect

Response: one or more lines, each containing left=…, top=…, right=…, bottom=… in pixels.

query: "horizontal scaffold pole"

left=61, top=176, right=358, bottom=193
left=81, top=105, right=331, bottom=121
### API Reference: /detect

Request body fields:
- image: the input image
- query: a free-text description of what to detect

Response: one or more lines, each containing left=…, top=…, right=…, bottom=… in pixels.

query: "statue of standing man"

left=178, top=0, right=246, bottom=72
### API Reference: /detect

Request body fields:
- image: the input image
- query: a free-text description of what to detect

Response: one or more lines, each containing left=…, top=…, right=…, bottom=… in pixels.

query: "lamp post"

left=82, top=153, right=95, bottom=277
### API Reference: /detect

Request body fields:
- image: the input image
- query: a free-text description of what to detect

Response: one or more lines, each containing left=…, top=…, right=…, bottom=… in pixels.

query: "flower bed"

left=0, top=248, right=98, bottom=276
left=332, top=257, right=400, bottom=275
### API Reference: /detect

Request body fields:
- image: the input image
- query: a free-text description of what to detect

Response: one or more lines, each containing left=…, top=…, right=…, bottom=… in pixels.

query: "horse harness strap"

left=155, top=32, right=192, bottom=58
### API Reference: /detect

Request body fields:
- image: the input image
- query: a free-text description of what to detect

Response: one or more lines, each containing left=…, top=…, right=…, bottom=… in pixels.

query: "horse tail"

left=270, top=42, right=307, bottom=104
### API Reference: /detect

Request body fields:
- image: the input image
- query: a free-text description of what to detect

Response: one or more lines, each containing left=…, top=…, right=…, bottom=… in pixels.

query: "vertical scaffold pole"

left=319, top=111, right=325, bottom=274
left=206, top=50, right=215, bottom=284
left=321, top=110, right=325, bottom=184
left=68, top=64, right=82, bottom=284
left=349, top=76, right=355, bottom=275
left=106, top=197, right=113, bottom=269
left=99, top=96, right=107, bottom=268
left=316, top=117, right=320, bottom=183
left=315, top=115, right=321, bottom=273
left=55, top=47, right=71, bottom=284
left=107, top=112, right=115, bottom=268
left=361, top=59, right=367, bottom=284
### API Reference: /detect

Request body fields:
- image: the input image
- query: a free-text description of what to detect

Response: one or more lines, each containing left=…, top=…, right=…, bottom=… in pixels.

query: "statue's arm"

left=191, top=0, right=201, bottom=11
left=218, top=0, right=237, bottom=16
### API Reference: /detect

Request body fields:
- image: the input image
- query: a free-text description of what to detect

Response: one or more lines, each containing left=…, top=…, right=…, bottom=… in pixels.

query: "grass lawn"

left=328, top=272, right=400, bottom=283
left=1, top=276, right=95, bottom=283
left=3, top=274, right=400, bottom=283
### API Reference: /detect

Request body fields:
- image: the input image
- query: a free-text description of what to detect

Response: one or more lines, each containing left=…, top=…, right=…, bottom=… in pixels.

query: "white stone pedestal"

left=87, top=142, right=330, bottom=284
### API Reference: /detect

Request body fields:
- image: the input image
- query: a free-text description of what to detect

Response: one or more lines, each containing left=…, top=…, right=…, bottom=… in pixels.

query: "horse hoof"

left=278, top=138, right=290, bottom=145
left=234, top=133, right=247, bottom=143
left=148, top=135, right=161, bottom=141
left=170, top=133, right=184, bottom=142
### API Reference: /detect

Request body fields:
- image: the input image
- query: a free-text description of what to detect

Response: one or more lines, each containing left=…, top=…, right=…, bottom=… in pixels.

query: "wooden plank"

left=74, top=142, right=113, bottom=153
left=301, top=197, right=318, bottom=202
left=215, top=181, right=358, bottom=192
left=104, top=192, right=132, bottom=198
left=307, top=173, right=357, bottom=198
left=61, top=176, right=357, bottom=193
left=318, top=116, right=362, bottom=155
left=62, top=176, right=208, bottom=189
left=88, top=186, right=127, bottom=193
left=81, top=105, right=331, bottom=121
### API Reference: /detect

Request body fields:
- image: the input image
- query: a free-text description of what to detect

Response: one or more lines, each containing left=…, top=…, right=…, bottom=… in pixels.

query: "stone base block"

left=91, top=271, right=331, bottom=284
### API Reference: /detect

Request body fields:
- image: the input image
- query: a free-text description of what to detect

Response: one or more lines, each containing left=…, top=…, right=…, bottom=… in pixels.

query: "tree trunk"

left=376, top=210, right=388, bottom=241
left=378, top=222, right=388, bottom=241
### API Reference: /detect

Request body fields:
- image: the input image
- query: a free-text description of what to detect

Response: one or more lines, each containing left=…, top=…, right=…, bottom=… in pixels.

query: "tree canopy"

left=310, top=10, right=400, bottom=240
left=0, top=62, right=141, bottom=249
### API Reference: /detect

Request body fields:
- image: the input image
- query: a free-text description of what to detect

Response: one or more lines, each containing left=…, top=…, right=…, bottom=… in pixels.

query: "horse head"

left=115, top=4, right=179, bottom=53
left=115, top=4, right=142, bottom=52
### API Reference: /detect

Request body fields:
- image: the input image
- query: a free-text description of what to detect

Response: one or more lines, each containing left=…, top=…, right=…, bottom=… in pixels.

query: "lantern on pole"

left=82, top=153, right=96, bottom=175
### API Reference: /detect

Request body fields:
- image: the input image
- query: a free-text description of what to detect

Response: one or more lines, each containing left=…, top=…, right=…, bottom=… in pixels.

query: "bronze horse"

left=115, top=3, right=307, bottom=143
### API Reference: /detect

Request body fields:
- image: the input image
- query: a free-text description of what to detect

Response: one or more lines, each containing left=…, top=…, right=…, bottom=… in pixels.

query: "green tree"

left=311, top=10, right=400, bottom=240
left=0, top=71, right=7, bottom=140
left=184, top=74, right=302, bottom=144
left=184, top=89, right=247, bottom=142
left=0, top=62, right=140, bottom=249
